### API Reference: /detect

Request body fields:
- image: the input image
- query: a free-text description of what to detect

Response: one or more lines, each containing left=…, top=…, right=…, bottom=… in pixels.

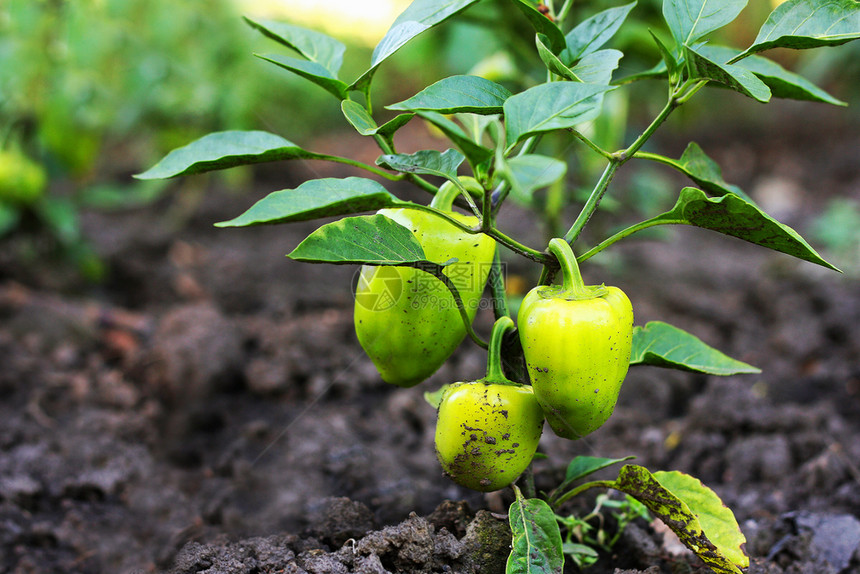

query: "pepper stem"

left=430, top=176, right=483, bottom=212
left=483, top=316, right=516, bottom=385
left=547, top=238, right=592, bottom=299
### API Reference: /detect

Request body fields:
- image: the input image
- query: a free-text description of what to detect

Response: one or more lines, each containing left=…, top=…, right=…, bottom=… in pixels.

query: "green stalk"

left=563, top=161, right=619, bottom=245
left=489, top=248, right=510, bottom=320
left=547, top=238, right=590, bottom=299
left=577, top=219, right=685, bottom=262
left=551, top=480, right=617, bottom=510
left=482, top=316, right=516, bottom=384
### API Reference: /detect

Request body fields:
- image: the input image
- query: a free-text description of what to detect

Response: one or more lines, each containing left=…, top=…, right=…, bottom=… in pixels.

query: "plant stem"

left=563, top=160, right=619, bottom=244
left=489, top=248, right=510, bottom=320
left=552, top=480, right=616, bottom=510
left=557, top=0, right=575, bottom=22
left=571, top=130, right=613, bottom=160
left=547, top=238, right=589, bottom=298
left=577, top=219, right=685, bottom=262
left=487, top=228, right=552, bottom=264
left=484, top=316, right=515, bottom=383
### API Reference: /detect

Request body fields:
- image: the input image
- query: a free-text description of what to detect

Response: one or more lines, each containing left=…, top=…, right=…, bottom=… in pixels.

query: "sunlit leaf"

left=388, top=75, right=512, bottom=114
left=663, top=0, right=748, bottom=45
left=243, top=16, right=346, bottom=76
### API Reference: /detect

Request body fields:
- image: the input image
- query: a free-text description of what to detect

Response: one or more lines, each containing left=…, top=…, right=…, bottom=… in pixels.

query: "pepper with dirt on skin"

left=517, top=238, right=633, bottom=440
left=434, top=316, right=544, bottom=492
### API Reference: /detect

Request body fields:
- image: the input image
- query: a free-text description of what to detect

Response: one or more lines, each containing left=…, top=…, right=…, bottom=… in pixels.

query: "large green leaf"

left=562, top=2, right=637, bottom=62
left=504, top=83, right=613, bottom=149
left=506, top=489, right=564, bottom=574
left=649, top=187, right=839, bottom=270
left=243, top=16, right=345, bottom=76
left=351, top=0, right=481, bottom=91
left=417, top=111, right=494, bottom=168
left=135, top=131, right=320, bottom=179
left=376, top=149, right=465, bottom=180
left=686, top=46, right=772, bottom=102
left=509, top=0, right=567, bottom=53
left=630, top=321, right=760, bottom=375
left=663, top=0, right=748, bottom=45
left=288, top=214, right=426, bottom=264
left=747, top=0, right=860, bottom=53
left=388, top=75, right=512, bottom=114
left=341, top=100, right=414, bottom=138
left=614, top=465, right=748, bottom=573
left=699, top=45, right=846, bottom=105
left=215, top=178, right=400, bottom=227
left=256, top=54, right=349, bottom=100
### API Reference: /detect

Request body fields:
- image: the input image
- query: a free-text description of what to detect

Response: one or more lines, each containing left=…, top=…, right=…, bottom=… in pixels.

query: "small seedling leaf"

left=565, top=455, right=635, bottom=483
left=135, top=131, right=321, bottom=179
left=630, top=321, right=761, bottom=375
left=216, top=178, right=400, bottom=227
left=288, top=214, right=426, bottom=264
left=747, top=0, right=860, bottom=53
left=506, top=488, right=564, bottom=574
left=388, top=75, right=512, bottom=114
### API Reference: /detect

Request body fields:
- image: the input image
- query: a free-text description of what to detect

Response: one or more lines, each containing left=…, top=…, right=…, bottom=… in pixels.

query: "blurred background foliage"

left=0, top=0, right=857, bottom=280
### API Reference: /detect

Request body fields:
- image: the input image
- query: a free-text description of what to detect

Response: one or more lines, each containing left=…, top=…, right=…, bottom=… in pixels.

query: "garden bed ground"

left=1, top=104, right=859, bottom=574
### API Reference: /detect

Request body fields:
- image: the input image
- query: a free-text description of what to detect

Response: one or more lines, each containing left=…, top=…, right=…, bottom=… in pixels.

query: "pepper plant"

left=138, top=0, right=860, bottom=571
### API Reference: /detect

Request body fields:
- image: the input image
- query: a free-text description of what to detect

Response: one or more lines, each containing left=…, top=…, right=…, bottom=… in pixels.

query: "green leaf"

left=504, top=83, right=614, bottom=149
left=654, top=470, right=749, bottom=570
left=503, top=154, right=567, bottom=205
left=388, top=75, right=512, bottom=114
left=351, top=0, right=481, bottom=91
left=417, top=111, right=494, bottom=168
left=698, top=45, right=846, bottom=105
left=243, top=16, right=346, bottom=76
left=565, top=455, right=635, bottom=483
left=215, top=178, right=400, bottom=227
left=537, top=34, right=583, bottom=81
left=562, top=2, right=637, bottom=62
left=644, top=142, right=752, bottom=202
left=509, top=0, right=567, bottom=53
left=535, top=34, right=582, bottom=82
left=341, top=100, right=415, bottom=138
left=256, top=54, right=349, bottom=100
left=135, top=131, right=321, bottom=179
left=686, top=46, right=772, bottom=102
left=630, top=321, right=760, bottom=375
left=649, top=187, right=839, bottom=270
left=506, top=488, right=564, bottom=574
left=747, top=0, right=860, bottom=53
left=570, top=49, right=623, bottom=84
left=663, top=0, right=748, bottom=45
left=614, top=465, right=748, bottom=573
left=288, top=214, right=426, bottom=264
left=377, top=149, right=466, bottom=180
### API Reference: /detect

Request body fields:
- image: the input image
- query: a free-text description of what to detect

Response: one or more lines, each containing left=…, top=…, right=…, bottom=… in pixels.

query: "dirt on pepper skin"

left=0, top=106, right=859, bottom=573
